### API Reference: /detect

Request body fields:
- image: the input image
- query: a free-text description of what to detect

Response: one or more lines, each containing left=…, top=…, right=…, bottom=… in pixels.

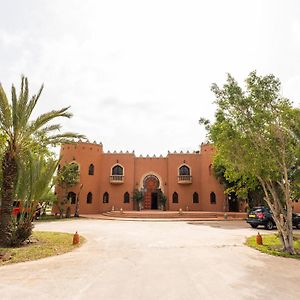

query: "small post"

left=73, top=231, right=80, bottom=245
left=256, top=232, right=263, bottom=245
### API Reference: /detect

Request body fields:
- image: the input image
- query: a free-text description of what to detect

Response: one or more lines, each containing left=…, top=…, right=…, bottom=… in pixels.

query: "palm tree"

left=0, top=76, right=84, bottom=246
left=16, top=153, right=59, bottom=220
left=10, top=153, right=60, bottom=246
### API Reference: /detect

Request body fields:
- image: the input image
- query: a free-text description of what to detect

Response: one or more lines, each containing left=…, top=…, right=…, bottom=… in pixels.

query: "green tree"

left=57, top=162, right=80, bottom=217
left=212, top=154, right=264, bottom=210
left=10, top=153, right=59, bottom=245
left=201, top=71, right=300, bottom=254
left=0, top=76, right=84, bottom=246
left=16, top=153, right=59, bottom=219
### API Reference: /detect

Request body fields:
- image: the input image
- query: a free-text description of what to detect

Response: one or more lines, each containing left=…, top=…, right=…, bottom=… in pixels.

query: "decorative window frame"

left=178, top=164, right=192, bottom=176
left=111, top=163, right=125, bottom=176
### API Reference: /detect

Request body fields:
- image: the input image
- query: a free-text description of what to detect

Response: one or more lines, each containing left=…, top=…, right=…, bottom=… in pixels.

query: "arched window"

left=124, top=192, right=130, bottom=203
left=210, top=192, right=216, bottom=204
left=209, top=164, right=213, bottom=175
left=88, top=164, right=94, bottom=175
left=103, top=192, right=109, bottom=203
left=193, top=192, right=199, bottom=204
left=179, top=165, right=190, bottom=176
left=112, top=165, right=123, bottom=175
left=67, top=192, right=76, bottom=204
left=172, top=192, right=179, bottom=203
left=87, top=192, right=93, bottom=204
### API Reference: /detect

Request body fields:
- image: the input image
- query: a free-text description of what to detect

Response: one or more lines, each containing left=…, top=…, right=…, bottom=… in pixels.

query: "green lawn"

left=0, top=231, right=84, bottom=266
left=245, top=233, right=300, bottom=259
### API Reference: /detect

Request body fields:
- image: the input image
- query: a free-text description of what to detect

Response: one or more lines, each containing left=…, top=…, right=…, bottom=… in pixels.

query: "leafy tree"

left=0, top=76, right=84, bottom=246
left=38, top=190, right=58, bottom=216
left=57, top=162, right=80, bottom=217
left=212, top=154, right=264, bottom=210
left=201, top=71, right=300, bottom=254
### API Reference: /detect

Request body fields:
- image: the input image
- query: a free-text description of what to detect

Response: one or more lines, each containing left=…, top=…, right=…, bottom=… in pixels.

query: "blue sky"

left=1, top=0, right=300, bottom=155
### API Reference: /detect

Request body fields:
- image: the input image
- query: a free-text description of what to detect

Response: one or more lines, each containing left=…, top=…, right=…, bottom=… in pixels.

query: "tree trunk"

left=74, top=184, right=83, bottom=217
left=259, top=177, right=295, bottom=255
left=0, top=151, right=18, bottom=247
left=273, top=214, right=295, bottom=254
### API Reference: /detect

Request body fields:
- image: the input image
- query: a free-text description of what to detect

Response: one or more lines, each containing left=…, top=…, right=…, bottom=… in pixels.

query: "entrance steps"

left=97, top=210, right=246, bottom=221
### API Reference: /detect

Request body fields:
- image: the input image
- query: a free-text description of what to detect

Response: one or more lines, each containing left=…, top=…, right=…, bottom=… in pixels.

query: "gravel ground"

left=0, top=219, right=299, bottom=300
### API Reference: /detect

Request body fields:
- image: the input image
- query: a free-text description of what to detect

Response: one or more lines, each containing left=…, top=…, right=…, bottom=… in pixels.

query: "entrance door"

left=151, top=192, right=158, bottom=209
left=143, top=175, right=160, bottom=209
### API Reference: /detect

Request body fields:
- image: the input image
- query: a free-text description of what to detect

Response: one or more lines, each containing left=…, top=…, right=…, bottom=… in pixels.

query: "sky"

left=1, top=0, right=300, bottom=156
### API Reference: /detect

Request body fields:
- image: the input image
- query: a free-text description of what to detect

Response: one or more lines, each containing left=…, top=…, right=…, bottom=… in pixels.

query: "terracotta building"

left=55, top=141, right=249, bottom=215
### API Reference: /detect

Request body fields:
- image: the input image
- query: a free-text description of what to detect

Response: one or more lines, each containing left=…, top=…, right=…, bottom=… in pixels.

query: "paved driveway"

left=0, top=219, right=299, bottom=300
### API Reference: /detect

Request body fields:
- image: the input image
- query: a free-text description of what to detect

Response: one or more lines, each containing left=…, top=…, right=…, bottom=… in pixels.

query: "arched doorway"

left=143, top=175, right=160, bottom=209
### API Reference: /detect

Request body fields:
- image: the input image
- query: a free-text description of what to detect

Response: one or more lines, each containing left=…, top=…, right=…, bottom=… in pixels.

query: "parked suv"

left=246, top=206, right=300, bottom=230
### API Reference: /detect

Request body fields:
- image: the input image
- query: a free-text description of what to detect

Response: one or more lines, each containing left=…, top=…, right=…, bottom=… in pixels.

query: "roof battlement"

left=61, top=140, right=214, bottom=157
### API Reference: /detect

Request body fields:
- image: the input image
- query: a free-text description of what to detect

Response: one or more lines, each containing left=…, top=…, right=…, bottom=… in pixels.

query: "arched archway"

left=143, top=175, right=160, bottom=210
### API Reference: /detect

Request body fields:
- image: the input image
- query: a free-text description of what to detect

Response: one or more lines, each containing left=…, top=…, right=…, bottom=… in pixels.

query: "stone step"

left=102, top=210, right=246, bottom=219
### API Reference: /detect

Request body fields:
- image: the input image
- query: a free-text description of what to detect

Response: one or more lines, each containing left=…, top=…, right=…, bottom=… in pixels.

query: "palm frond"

left=0, top=84, right=12, bottom=130
left=24, top=84, right=43, bottom=124
left=25, top=107, right=72, bottom=138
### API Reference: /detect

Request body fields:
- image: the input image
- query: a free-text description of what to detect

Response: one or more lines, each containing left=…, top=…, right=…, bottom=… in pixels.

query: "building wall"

left=55, top=142, right=234, bottom=214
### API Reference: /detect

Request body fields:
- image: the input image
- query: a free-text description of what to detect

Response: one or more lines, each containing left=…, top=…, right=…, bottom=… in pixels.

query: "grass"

left=245, top=233, right=300, bottom=259
left=0, top=231, right=85, bottom=266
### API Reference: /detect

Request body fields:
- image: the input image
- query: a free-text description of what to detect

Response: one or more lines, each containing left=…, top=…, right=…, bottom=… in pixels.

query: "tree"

left=16, top=153, right=59, bottom=218
left=200, top=71, right=300, bottom=254
left=0, top=76, right=84, bottom=246
left=74, top=183, right=83, bottom=217
left=57, top=162, right=80, bottom=217
left=212, top=154, right=264, bottom=210
left=10, top=153, right=59, bottom=245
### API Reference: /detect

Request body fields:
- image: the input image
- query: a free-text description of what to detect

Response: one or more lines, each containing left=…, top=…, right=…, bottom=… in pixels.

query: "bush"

left=10, top=217, right=34, bottom=247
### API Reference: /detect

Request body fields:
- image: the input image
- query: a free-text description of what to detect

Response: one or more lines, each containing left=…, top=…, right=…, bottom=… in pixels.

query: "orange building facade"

left=55, top=141, right=246, bottom=215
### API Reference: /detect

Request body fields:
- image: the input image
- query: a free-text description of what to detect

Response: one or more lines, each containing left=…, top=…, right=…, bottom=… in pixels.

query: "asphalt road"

left=0, top=219, right=299, bottom=300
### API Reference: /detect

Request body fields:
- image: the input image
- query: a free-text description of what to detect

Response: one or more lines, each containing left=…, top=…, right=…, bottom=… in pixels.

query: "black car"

left=246, top=206, right=300, bottom=230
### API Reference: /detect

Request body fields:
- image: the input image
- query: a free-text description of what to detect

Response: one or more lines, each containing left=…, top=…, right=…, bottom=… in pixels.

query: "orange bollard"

left=73, top=231, right=80, bottom=245
left=256, top=232, right=263, bottom=245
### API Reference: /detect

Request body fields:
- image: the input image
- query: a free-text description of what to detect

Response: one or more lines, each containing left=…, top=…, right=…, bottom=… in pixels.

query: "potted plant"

left=159, top=191, right=167, bottom=211
left=132, top=189, right=144, bottom=211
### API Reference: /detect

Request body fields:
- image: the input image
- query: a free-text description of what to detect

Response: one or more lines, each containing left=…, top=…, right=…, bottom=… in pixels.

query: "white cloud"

left=1, top=0, right=300, bottom=155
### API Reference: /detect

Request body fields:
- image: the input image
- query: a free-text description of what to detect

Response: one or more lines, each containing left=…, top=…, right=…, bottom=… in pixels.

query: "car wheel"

left=250, top=224, right=258, bottom=228
left=265, top=220, right=273, bottom=230
left=296, top=222, right=300, bottom=230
